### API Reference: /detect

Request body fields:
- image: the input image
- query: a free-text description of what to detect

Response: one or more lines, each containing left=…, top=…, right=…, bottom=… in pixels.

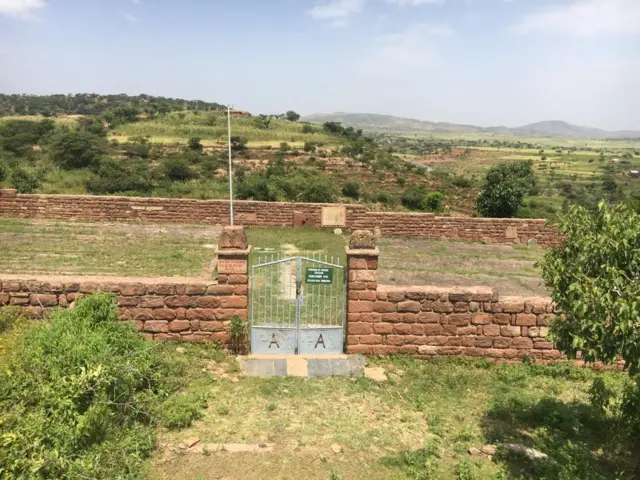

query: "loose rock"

left=507, top=444, right=548, bottom=460
left=364, top=367, right=387, bottom=382
left=331, top=444, right=343, bottom=454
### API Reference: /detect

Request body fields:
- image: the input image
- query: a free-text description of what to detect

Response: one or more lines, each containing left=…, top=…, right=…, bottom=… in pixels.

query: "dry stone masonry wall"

left=346, top=238, right=562, bottom=360
left=0, top=277, right=247, bottom=344
left=0, top=189, right=560, bottom=246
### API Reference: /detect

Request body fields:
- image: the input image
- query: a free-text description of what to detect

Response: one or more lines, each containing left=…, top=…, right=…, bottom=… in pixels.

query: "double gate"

left=250, top=254, right=345, bottom=354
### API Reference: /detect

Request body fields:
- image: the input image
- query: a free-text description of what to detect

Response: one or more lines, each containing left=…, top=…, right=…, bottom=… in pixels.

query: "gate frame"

left=250, top=254, right=346, bottom=355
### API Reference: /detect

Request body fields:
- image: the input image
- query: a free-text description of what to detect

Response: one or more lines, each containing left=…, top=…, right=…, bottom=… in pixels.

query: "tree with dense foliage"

left=86, top=158, right=153, bottom=194
left=342, top=181, right=361, bottom=199
left=476, top=161, right=535, bottom=218
left=188, top=137, right=203, bottom=151
left=541, top=202, right=640, bottom=372
left=49, top=131, right=107, bottom=169
left=540, top=202, right=640, bottom=472
left=10, top=167, right=39, bottom=193
left=163, top=157, right=194, bottom=182
left=285, top=110, right=300, bottom=122
left=230, top=136, right=247, bottom=151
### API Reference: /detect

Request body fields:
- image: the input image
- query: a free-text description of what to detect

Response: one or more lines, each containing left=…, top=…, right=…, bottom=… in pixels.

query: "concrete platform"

left=239, top=354, right=366, bottom=377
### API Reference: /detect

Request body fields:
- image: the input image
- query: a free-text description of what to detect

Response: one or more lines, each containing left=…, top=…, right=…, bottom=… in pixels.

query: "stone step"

left=239, top=354, right=365, bottom=377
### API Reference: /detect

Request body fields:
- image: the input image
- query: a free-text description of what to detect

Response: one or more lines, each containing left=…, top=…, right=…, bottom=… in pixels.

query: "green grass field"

left=149, top=354, right=632, bottom=480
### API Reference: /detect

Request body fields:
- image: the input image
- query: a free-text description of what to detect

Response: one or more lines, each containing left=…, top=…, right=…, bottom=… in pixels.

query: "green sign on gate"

left=305, top=267, right=333, bottom=284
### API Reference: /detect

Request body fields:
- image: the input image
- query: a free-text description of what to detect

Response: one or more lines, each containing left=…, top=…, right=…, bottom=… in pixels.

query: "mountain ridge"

left=301, top=113, right=640, bottom=139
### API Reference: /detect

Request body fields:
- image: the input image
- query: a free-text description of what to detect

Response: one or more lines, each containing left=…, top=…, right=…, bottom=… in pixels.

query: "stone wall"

left=346, top=241, right=562, bottom=360
left=0, top=189, right=560, bottom=247
left=0, top=277, right=247, bottom=344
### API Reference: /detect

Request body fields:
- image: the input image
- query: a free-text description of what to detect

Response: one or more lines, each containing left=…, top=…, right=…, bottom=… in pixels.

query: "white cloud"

left=0, top=0, right=45, bottom=19
left=309, top=0, right=368, bottom=27
left=511, top=0, right=640, bottom=36
left=122, top=11, right=137, bottom=23
left=386, top=0, right=444, bottom=5
left=359, top=23, right=454, bottom=74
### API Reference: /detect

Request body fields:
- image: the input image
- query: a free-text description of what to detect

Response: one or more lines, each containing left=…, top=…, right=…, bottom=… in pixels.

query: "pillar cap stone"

left=219, top=225, right=248, bottom=250
left=345, top=247, right=379, bottom=257
left=349, top=230, right=376, bottom=249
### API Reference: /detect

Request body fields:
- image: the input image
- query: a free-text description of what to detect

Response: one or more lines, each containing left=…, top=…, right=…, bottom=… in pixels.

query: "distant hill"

left=302, top=113, right=640, bottom=139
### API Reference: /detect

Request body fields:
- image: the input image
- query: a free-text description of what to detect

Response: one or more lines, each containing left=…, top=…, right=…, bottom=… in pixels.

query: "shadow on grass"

left=481, top=395, right=634, bottom=479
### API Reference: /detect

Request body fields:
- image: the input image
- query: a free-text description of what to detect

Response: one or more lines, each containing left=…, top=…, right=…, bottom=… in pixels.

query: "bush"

left=10, top=167, right=39, bottom=193
left=237, top=169, right=338, bottom=203
left=188, top=137, right=203, bottom=151
left=401, top=186, right=429, bottom=210
left=85, top=158, right=153, bottom=194
left=476, top=161, right=535, bottom=218
left=163, top=157, right=194, bottom=182
left=0, top=293, right=207, bottom=479
left=342, top=181, right=361, bottom=199
left=0, top=294, right=155, bottom=478
left=279, top=142, right=290, bottom=152
left=0, top=306, right=27, bottom=334
left=452, top=175, right=472, bottom=188
left=49, top=131, right=107, bottom=170
left=0, top=158, right=7, bottom=181
left=301, top=124, right=314, bottom=134
left=303, top=141, right=316, bottom=153
left=420, top=192, right=444, bottom=212
left=230, top=136, right=247, bottom=151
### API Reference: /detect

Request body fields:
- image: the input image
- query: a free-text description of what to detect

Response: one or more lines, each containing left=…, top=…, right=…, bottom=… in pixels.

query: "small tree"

left=49, top=131, right=107, bottom=170
left=285, top=110, right=300, bottom=122
left=301, top=123, right=314, bottom=134
left=342, top=181, right=361, bottom=199
left=230, top=136, right=247, bottom=152
left=476, top=161, right=535, bottom=218
left=10, top=167, right=39, bottom=193
left=163, top=157, right=193, bottom=182
left=420, top=192, right=444, bottom=212
left=541, top=202, right=640, bottom=372
left=188, top=137, right=203, bottom=151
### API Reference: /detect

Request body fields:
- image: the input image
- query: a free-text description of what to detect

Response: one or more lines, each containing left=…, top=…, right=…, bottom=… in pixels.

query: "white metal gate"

left=250, top=254, right=345, bottom=355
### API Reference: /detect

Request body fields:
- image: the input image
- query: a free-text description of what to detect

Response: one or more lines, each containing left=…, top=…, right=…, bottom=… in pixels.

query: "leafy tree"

left=476, top=161, right=535, bottom=218
left=49, top=131, right=107, bottom=169
left=285, top=110, right=300, bottom=122
left=188, top=137, right=203, bottom=151
left=0, top=158, right=8, bottom=181
left=541, top=202, right=640, bottom=372
left=254, top=115, right=273, bottom=130
left=540, top=202, right=640, bottom=472
left=301, top=123, right=314, bottom=134
left=342, top=181, right=361, bottom=199
left=10, top=167, right=39, bottom=193
left=162, top=157, right=193, bottom=182
left=86, top=158, right=153, bottom=194
left=77, top=117, right=106, bottom=137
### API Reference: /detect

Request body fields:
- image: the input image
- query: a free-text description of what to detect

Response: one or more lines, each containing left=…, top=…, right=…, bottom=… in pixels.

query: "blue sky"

left=1, top=0, right=639, bottom=130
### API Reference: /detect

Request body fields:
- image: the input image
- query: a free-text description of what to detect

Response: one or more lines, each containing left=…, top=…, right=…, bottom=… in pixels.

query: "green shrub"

left=452, top=175, right=472, bottom=188
left=163, top=157, right=194, bottom=182
left=188, top=137, right=203, bottom=151
left=0, top=158, right=7, bottom=182
left=85, top=158, right=153, bottom=194
left=279, top=142, right=290, bottom=152
left=237, top=169, right=338, bottom=203
left=0, top=306, right=27, bottom=334
left=420, top=192, right=444, bottom=212
left=476, top=161, right=535, bottom=218
left=49, top=131, right=107, bottom=170
left=402, top=186, right=429, bottom=210
left=342, top=181, right=361, bottom=199
left=0, top=293, right=206, bottom=479
left=303, top=142, right=316, bottom=153
left=10, top=167, right=39, bottom=193
left=230, top=136, right=247, bottom=151
left=301, top=124, right=314, bottom=134
left=157, top=393, right=207, bottom=430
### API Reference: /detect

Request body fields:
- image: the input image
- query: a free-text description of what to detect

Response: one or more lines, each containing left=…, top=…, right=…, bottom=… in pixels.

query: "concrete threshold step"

left=239, top=354, right=366, bottom=377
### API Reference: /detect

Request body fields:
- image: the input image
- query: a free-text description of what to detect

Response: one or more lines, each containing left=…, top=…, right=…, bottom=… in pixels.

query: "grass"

left=149, top=355, right=633, bottom=480
left=378, top=237, right=547, bottom=296
left=113, top=111, right=335, bottom=144
left=0, top=218, right=219, bottom=277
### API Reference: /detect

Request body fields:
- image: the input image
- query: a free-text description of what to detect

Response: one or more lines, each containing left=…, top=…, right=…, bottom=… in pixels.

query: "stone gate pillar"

left=345, top=230, right=379, bottom=354
left=216, top=225, right=250, bottom=320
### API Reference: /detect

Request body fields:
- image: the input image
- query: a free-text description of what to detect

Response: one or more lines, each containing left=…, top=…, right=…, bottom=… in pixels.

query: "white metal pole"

left=227, top=105, right=234, bottom=226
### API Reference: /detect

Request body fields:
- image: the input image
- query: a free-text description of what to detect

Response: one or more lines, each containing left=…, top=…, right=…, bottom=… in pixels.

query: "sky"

left=0, top=0, right=639, bottom=130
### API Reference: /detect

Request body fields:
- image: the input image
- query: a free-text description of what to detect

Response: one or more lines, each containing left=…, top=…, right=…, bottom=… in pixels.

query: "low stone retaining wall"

left=345, top=236, right=562, bottom=360
left=0, top=276, right=247, bottom=343
left=0, top=189, right=561, bottom=247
